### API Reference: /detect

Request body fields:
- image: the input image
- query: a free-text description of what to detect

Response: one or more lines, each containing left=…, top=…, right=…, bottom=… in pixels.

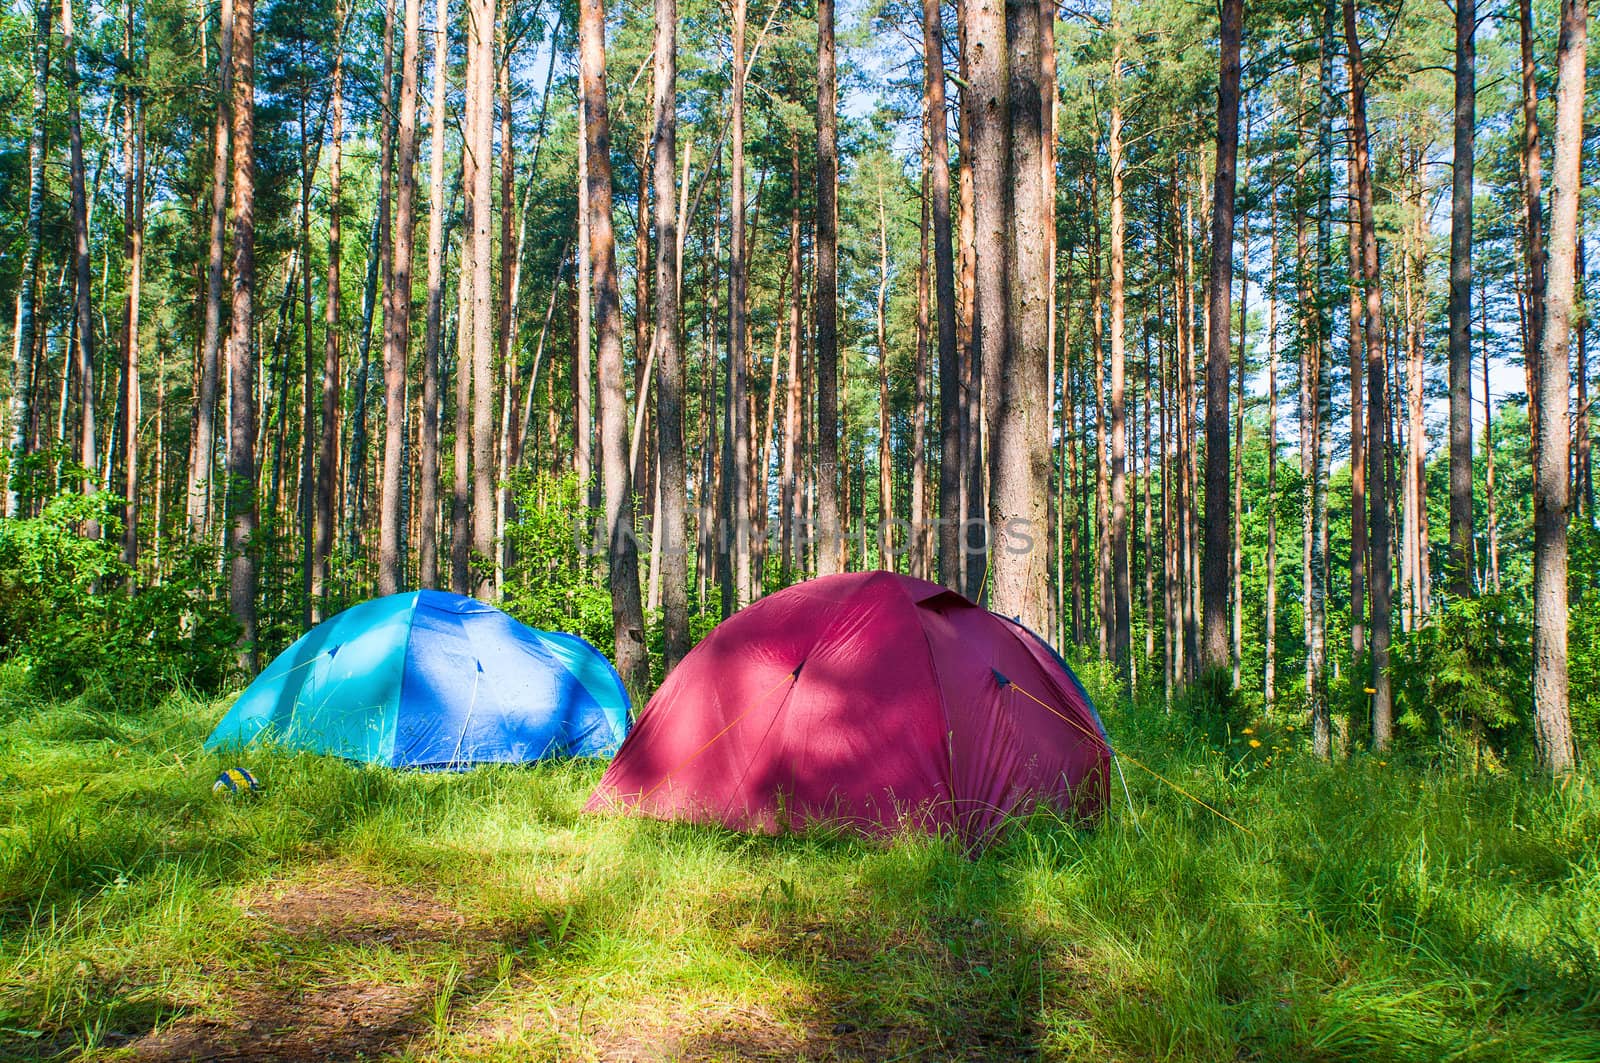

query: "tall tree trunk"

left=1201, top=0, right=1242, bottom=672
left=990, top=0, right=1046, bottom=630
left=1447, top=0, right=1475, bottom=594
left=312, top=8, right=343, bottom=616
left=1265, top=177, right=1279, bottom=710
left=926, top=0, right=960, bottom=590
left=1519, top=0, right=1547, bottom=474
left=876, top=184, right=894, bottom=568
left=728, top=0, right=752, bottom=603
left=350, top=1, right=395, bottom=564
left=815, top=0, right=842, bottom=575
left=1579, top=234, right=1591, bottom=516
left=1482, top=312, right=1500, bottom=593
left=576, top=94, right=594, bottom=497
left=653, top=0, right=689, bottom=670
left=780, top=138, right=802, bottom=581
left=380, top=0, right=422, bottom=594
left=451, top=0, right=479, bottom=595
left=226, top=0, right=258, bottom=667
left=7, top=0, right=49, bottom=518
left=1405, top=184, right=1429, bottom=621
left=960, top=0, right=1011, bottom=605
left=469, top=0, right=495, bottom=597
left=1345, top=0, right=1393, bottom=750
left=579, top=0, right=650, bottom=691
left=495, top=16, right=517, bottom=593
left=62, top=0, right=97, bottom=521
left=1308, top=1, right=1335, bottom=756
left=1532, top=0, right=1585, bottom=775
left=418, top=0, right=448, bottom=589
left=1346, top=117, right=1366, bottom=670
left=912, top=160, right=931, bottom=580
left=1107, top=33, right=1130, bottom=674
left=1231, top=129, right=1249, bottom=689
left=121, top=7, right=145, bottom=574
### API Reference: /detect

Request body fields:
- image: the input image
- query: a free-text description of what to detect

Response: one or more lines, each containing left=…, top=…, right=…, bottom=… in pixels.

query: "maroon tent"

left=585, top=571, right=1110, bottom=846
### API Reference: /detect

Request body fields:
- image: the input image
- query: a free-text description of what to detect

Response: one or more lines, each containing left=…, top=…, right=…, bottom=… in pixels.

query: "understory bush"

left=0, top=492, right=237, bottom=709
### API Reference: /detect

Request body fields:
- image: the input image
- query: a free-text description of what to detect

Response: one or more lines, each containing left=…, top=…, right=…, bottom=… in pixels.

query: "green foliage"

left=1389, top=593, right=1533, bottom=763
left=0, top=492, right=237, bottom=709
left=1171, top=667, right=1251, bottom=751
left=499, top=471, right=616, bottom=658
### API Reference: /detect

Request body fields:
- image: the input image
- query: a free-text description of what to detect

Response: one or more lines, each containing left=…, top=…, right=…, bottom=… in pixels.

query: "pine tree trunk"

left=1531, top=0, right=1585, bottom=775
left=575, top=98, right=593, bottom=494
left=728, top=0, right=752, bottom=603
left=311, top=10, right=343, bottom=617
left=579, top=0, right=650, bottom=691
left=912, top=160, right=931, bottom=580
left=226, top=0, right=258, bottom=667
left=468, top=0, right=495, bottom=598
left=653, top=0, right=688, bottom=670
left=1447, top=0, right=1475, bottom=594
left=1108, top=38, right=1131, bottom=675
left=1519, top=0, right=1546, bottom=480
left=1345, top=0, right=1393, bottom=750
left=417, top=0, right=448, bottom=589
left=451, top=15, right=479, bottom=596
left=990, top=0, right=1047, bottom=631
left=876, top=184, right=894, bottom=569
left=1231, top=131, right=1249, bottom=689
left=379, top=0, right=422, bottom=594
left=1201, top=0, right=1242, bottom=673
left=815, top=0, right=842, bottom=575
left=1265, top=175, right=1279, bottom=710
left=927, top=0, right=960, bottom=590
left=61, top=0, right=97, bottom=520
left=7, top=0, right=50, bottom=518
left=121, top=9, right=145, bottom=574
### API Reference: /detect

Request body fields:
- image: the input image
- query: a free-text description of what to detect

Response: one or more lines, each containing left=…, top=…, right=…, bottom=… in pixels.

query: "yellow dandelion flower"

left=1242, top=727, right=1255, bottom=735
left=1249, top=739, right=1262, bottom=748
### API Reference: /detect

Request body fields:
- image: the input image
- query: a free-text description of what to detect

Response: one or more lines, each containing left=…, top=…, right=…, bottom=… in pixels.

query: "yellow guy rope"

left=1006, top=678, right=1256, bottom=838
left=638, top=667, right=800, bottom=802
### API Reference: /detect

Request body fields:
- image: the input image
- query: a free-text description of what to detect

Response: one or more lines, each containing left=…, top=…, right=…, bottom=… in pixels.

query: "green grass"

left=1, top=667, right=1597, bottom=1061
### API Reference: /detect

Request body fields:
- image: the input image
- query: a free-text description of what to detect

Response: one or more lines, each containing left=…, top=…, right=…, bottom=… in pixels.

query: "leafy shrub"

left=499, top=471, right=616, bottom=656
left=0, top=492, right=238, bottom=708
left=1389, top=592, right=1532, bottom=765
left=1170, top=666, right=1250, bottom=750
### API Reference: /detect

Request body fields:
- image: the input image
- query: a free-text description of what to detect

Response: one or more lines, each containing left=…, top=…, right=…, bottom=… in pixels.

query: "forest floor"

left=1, top=673, right=1598, bottom=1062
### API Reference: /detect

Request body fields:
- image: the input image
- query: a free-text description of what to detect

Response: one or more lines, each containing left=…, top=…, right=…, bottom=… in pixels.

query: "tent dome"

left=206, top=590, right=630, bottom=768
left=586, top=572, right=1109, bottom=845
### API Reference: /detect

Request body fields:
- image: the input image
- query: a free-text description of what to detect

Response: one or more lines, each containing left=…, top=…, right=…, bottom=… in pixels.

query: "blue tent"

left=205, top=590, right=630, bottom=768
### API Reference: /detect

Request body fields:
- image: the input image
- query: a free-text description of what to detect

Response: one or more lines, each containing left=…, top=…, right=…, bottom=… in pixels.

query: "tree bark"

left=226, top=0, right=258, bottom=667
left=7, top=0, right=50, bottom=518
left=418, top=0, right=448, bottom=589
left=653, top=0, right=689, bottom=671
left=780, top=138, right=802, bottom=582
left=379, top=0, right=423, bottom=594
left=877, top=183, right=894, bottom=569
left=312, top=6, right=343, bottom=617
left=1108, top=34, right=1130, bottom=674
left=579, top=0, right=650, bottom=691
left=815, top=0, right=842, bottom=575
left=989, top=0, right=1046, bottom=631
left=1519, top=0, right=1547, bottom=472
left=727, top=0, right=752, bottom=602
left=1532, top=0, right=1584, bottom=775
left=120, top=5, right=145, bottom=573
left=1201, top=0, right=1242, bottom=672
left=926, top=0, right=960, bottom=590
left=1447, top=0, right=1475, bottom=594
left=60, top=0, right=97, bottom=521
left=1345, top=0, right=1393, bottom=750
left=469, top=0, right=495, bottom=597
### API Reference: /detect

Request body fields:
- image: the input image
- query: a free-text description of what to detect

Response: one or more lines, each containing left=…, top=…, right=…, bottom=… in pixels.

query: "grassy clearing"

left=1, top=669, right=1598, bottom=1062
